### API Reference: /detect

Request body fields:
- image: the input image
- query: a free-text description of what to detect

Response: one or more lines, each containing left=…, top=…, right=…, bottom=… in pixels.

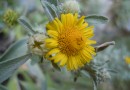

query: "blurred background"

left=0, top=0, right=130, bottom=90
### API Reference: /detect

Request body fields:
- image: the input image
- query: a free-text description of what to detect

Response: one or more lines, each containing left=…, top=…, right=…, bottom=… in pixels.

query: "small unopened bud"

left=62, top=0, right=80, bottom=14
left=3, top=9, right=18, bottom=27
left=28, top=33, right=47, bottom=56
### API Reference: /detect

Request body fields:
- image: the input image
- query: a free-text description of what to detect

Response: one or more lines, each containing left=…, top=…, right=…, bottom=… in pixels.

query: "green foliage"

left=44, top=1, right=58, bottom=17
left=30, top=54, right=41, bottom=65
left=47, top=0, right=59, bottom=6
left=24, top=63, right=47, bottom=90
left=20, top=71, right=39, bottom=90
left=40, top=0, right=62, bottom=21
left=85, top=15, right=108, bottom=25
left=0, top=39, right=31, bottom=83
left=41, top=0, right=56, bottom=21
left=18, top=17, right=36, bottom=35
left=0, top=54, right=31, bottom=83
left=0, top=38, right=28, bottom=62
left=95, top=37, right=130, bottom=79
left=111, top=0, right=130, bottom=31
left=4, top=63, right=47, bottom=90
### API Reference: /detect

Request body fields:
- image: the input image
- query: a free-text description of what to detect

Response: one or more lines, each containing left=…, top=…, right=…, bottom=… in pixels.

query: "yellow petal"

left=46, top=22, right=55, bottom=30
left=72, top=13, right=78, bottom=25
left=85, top=26, right=94, bottom=31
left=53, top=53, right=65, bottom=63
left=55, top=18, right=63, bottom=32
left=76, top=16, right=85, bottom=26
left=67, top=56, right=80, bottom=70
left=86, top=39, right=96, bottom=45
left=83, top=26, right=94, bottom=38
left=47, top=30, right=58, bottom=38
left=85, top=47, right=96, bottom=55
left=76, top=55, right=84, bottom=67
left=71, top=57, right=78, bottom=70
left=51, top=20, right=59, bottom=32
left=67, top=58, right=73, bottom=70
left=61, top=14, right=66, bottom=26
left=80, top=49, right=92, bottom=63
left=65, top=13, right=74, bottom=27
left=79, top=23, right=88, bottom=30
left=59, top=55, right=68, bottom=66
left=45, top=38, right=58, bottom=48
left=86, top=46, right=95, bottom=51
left=46, top=48, right=60, bottom=58
left=69, top=14, right=74, bottom=26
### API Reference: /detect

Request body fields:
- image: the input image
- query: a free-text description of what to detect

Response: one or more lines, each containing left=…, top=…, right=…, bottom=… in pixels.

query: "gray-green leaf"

left=85, top=15, right=108, bottom=24
left=18, top=17, right=36, bottom=35
left=0, top=54, right=31, bottom=83
left=0, top=38, right=31, bottom=83
left=41, top=0, right=58, bottom=21
left=30, top=54, right=41, bottom=65
left=47, top=0, right=59, bottom=6
left=0, top=38, right=28, bottom=62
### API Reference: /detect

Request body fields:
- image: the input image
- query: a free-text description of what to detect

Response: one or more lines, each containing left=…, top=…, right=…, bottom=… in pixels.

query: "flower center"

left=58, top=29, right=85, bottom=56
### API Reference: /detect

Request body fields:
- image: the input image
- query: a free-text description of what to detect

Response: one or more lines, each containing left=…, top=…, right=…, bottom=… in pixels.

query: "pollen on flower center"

left=58, top=29, right=85, bottom=55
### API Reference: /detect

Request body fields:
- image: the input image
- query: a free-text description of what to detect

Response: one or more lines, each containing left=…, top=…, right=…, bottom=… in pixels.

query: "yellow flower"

left=45, top=13, right=96, bottom=70
left=125, top=56, right=130, bottom=64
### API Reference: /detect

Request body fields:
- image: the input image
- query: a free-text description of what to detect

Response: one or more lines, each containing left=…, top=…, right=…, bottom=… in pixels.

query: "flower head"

left=125, top=56, right=130, bottom=64
left=45, top=13, right=96, bottom=70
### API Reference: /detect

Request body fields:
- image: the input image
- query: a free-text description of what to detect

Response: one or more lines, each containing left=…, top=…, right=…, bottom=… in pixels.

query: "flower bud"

left=28, top=33, right=47, bottom=56
left=3, top=9, right=18, bottom=27
left=101, top=69, right=111, bottom=80
left=62, top=0, right=80, bottom=14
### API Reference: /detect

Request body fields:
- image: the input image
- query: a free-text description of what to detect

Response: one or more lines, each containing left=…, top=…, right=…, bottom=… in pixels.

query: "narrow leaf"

left=41, top=0, right=54, bottom=21
left=0, top=54, right=31, bottom=83
left=44, top=1, right=58, bottom=17
left=47, top=0, right=59, bottom=6
left=0, top=38, right=28, bottom=62
left=18, top=17, right=36, bottom=35
left=85, top=15, right=108, bottom=24
left=41, top=0, right=59, bottom=21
